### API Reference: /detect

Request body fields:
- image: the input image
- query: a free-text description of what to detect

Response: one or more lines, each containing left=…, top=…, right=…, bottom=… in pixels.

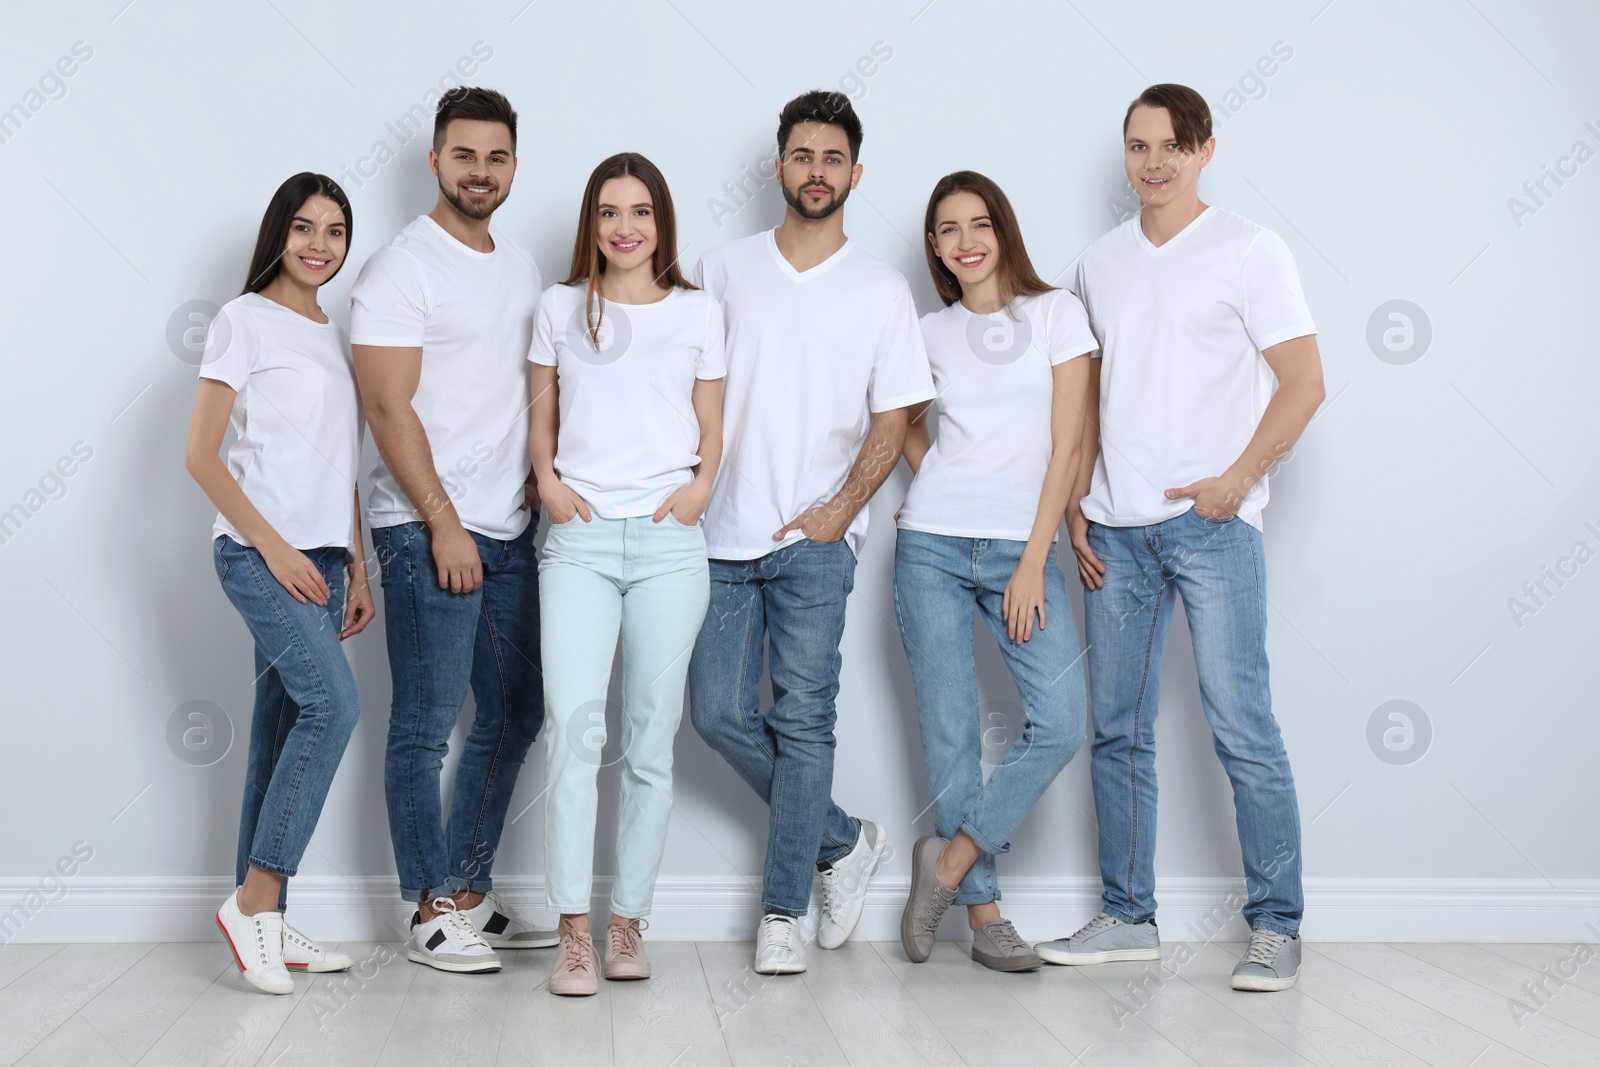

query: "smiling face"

left=777, top=121, right=861, bottom=221
left=594, top=174, right=658, bottom=273
left=1124, top=104, right=1213, bottom=209
left=931, top=189, right=1001, bottom=294
left=277, top=194, right=347, bottom=287
left=432, top=117, right=516, bottom=220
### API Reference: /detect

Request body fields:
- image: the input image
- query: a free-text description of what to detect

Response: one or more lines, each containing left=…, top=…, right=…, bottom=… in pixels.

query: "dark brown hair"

left=242, top=172, right=352, bottom=294
left=1122, top=83, right=1212, bottom=152
left=433, top=86, right=517, bottom=153
left=776, top=89, right=863, bottom=162
left=922, top=171, right=1053, bottom=308
left=561, top=152, right=694, bottom=347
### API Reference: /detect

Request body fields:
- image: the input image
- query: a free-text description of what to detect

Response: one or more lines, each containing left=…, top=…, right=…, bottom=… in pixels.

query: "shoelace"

left=1071, top=913, right=1120, bottom=942
left=819, top=867, right=845, bottom=922
left=1243, top=929, right=1288, bottom=967
left=759, top=915, right=800, bottom=954
left=912, top=884, right=955, bottom=937
left=609, top=919, right=647, bottom=956
left=985, top=920, right=1029, bottom=955
left=430, top=897, right=490, bottom=950
left=561, top=929, right=596, bottom=975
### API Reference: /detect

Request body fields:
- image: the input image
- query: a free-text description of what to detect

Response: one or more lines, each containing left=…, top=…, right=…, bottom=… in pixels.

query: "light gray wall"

left=3, top=0, right=1597, bottom=932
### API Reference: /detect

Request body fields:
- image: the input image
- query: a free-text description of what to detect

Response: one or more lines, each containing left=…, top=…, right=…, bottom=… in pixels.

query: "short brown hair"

left=1123, top=83, right=1211, bottom=152
left=434, top=87, right=518, bottom=153
left=777, top=89, right=863, bottom=162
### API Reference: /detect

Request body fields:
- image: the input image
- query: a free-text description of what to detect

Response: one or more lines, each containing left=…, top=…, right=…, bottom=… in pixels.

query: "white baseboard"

left=4, top=875, right=1599, bottom=945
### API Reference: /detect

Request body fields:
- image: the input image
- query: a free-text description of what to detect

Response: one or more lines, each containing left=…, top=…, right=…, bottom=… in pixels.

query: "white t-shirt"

left=1075, top=207, right=1315, bottom=532
left=528, top=283, right=726, bottom=518
left=898, top=289, right=1097, bottom=542
left=199, top=292, right=362, bottom=551
left=348, top=214, right=543, bottom=540
left=692, top=229, right=936, bottom=560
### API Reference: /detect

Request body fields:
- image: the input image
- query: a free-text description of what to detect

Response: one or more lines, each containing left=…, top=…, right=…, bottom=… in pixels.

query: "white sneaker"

left=817, top=819, right=888, bottom=949
left=406, top=897, right=502, bottom=973
left=754, top=914, right=807, bottom=975
left=216, top=890, right=294, bottom=995
left=282, top=919, right=354, bottom=973
left=460, top=890, right=559, bottom=950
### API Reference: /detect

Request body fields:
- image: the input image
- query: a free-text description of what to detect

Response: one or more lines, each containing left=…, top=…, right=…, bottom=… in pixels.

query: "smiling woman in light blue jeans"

left=893, top=171, right=1097, bottom=972
left=528, top=152, right=725, bottom=996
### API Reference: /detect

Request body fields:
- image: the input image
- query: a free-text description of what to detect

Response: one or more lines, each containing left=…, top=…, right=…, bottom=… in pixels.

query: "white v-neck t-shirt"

left=348, top=214, right=543, bottom=540
left=1075, top=206, right=1315, bottom=532
left=692, top=229, right=936, bottom=560
left=528, top=283, right=726, bottom=518
left=199, top=292, right=362, bottom=551
left=898, top=289, right=1097, bottom=542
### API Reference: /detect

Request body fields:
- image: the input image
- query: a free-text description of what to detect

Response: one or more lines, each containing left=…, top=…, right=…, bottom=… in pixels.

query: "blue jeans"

left=539, top=515, right=710, bottom=917
left=372, top=520, right=543, bottom=903
left=214, top=536, right=361, bottom=911
left=892, top=530, right=1086, bottom=906
left=688, top=539, right=861, bottom=918
left=1084, top=507, right=1302, bottom=936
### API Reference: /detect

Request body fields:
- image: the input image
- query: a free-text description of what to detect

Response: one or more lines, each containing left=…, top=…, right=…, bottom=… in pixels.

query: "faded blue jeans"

left=215, top=535, right=361, bottom=912
left=893, top=530, right=1086, bottom=906
left=1084, top=507, right=1303, bottom=936
left=372, top=520, right=543, bottom=904
left=688, top=538, right=862, bottom=918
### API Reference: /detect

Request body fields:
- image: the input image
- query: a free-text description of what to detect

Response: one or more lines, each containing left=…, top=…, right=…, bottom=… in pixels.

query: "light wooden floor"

left=2, top=938, right=1597, bottom=1066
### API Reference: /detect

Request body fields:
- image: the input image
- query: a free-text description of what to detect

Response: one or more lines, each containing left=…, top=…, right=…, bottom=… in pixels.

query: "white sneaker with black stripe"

left=460, top=890, right=558, bottom=950
left=406, top=897, right=502, bottom=973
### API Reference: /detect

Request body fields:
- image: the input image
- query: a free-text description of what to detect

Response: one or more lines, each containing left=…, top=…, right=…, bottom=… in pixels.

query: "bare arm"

left=1003, top=355, right=1092, bottom=641
left=353, top=343, right=481, bottom=592
left=184, top=378, right=329, bottom=604
left=1166, top=333, right=1326, bottom=518
left=528, top=363, right=591, bottom=524
left=1066, top=358, right=1105, bottom=589
left=773, top=406, right=910, bottom=543
left=655, top=376, right=725, bottom=524
left=901, top=401, right=934, bottom=475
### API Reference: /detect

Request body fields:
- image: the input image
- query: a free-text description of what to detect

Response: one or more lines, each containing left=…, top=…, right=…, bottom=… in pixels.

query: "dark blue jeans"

left=372, top=520, right=543, bottom=903
left=215, top=536, right=361, bottom=912
left=687, top=538, right=862, bottom=918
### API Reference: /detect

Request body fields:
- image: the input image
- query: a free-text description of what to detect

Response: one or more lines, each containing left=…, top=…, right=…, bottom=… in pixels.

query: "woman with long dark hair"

left=529, top=152, right=724, bottom=995
left=894, top=170, right=1096, bottom=972
left=184, top=172, right=370, bottom=994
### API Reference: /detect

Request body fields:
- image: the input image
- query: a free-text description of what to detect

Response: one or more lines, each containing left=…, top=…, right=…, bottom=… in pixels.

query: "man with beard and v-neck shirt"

left=687, top=89, right=936, bottom=976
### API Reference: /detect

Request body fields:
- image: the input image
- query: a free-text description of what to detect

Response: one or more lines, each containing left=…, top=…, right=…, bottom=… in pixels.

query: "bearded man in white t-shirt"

left=1036, top=84, right=1326, bottom=993
left=349, top=87, right=555, bottom=973
left=687, top=90, right=937, bottom=975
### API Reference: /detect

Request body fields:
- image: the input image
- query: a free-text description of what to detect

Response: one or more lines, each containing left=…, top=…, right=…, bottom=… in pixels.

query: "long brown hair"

left=561, top=152, right=693, bottom=348
left=922, top=170, right=1052, bottom=308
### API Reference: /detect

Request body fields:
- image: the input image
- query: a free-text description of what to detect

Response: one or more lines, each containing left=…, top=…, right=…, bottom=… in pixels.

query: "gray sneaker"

left=1035, top=913, right=1161, bottom=966
left=900, top=836, right=956, bottom=963
left=1231, top=928, right=1301, bottom=991
left=971, top=918, right=1041, bottom=972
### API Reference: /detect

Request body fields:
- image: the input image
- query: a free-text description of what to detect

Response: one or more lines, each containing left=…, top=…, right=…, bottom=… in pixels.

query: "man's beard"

left=781, top=177, right=849, bottom=220
left=439, top=175, right=507, bottom=221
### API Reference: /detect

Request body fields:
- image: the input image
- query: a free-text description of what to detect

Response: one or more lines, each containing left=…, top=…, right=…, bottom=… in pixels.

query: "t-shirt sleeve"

left=1240, top=230, right=1316, bottom=352
left=197, top=302, right=257, bottom=391
left=1044, top=288, right=1098, bottom=365
left=695, top=295, right=727, bottom=380
left=348, top=247, right=428, bottom=347
left=527, top=288, right=559, bottom=367
left=689, top=253, right=710, bottom=295
left=868, top=284, right=938, bottom=413
left=1073, top=259, right=1103, bottom=359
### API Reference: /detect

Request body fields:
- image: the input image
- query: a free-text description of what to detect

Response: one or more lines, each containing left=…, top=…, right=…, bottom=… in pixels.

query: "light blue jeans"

left=893, top=530, right=1086, bottom=905
left=687, top=538, right=862, bottom=918
left=540, top=514, right=710, bottom=918
left=1084, top=507, right=1303, bottom=936
left=214, top=536, right=361, bottom=911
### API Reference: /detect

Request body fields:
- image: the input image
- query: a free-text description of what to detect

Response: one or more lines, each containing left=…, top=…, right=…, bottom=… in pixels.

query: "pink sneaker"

left=548, top=925, right=598, bottom=996
left=605, top=919, right=651, bottom=981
